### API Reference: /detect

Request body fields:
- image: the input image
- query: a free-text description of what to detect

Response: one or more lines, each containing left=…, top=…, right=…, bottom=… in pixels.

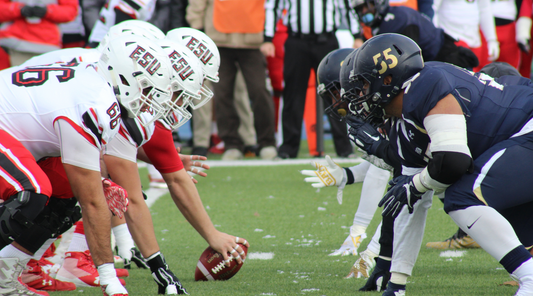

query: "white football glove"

left=516, top=16, right=532, bottom=53
left=300, top=155, right=347, bottom=204
left=487, top=39, right=500, bottom=62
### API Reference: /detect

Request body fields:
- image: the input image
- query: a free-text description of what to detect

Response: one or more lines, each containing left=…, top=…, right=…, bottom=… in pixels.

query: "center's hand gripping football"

left=378, top=175, right=424, bottom=218
left=102, top=178, right=129, bottom=219
left=300, top=155, right=347, bottom=204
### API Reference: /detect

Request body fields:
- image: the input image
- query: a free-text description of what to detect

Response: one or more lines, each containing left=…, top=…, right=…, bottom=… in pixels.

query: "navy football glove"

left=345, top=116, right=385, bottom=155
left=378, top=175, right=424, bottom=218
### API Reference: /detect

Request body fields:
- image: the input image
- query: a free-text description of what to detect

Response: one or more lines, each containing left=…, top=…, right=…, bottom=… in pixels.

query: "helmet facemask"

left=347, top=74, right=389, bottom=126
left=160, top=91, right=193, bottom=130
left=109, top=66, right=170, bottom=127
left=319, top=80, right=349, bottom=121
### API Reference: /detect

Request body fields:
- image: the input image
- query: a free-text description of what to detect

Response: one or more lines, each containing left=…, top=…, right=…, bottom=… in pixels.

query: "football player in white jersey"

left=101, top=40, right=248, bottom=295
left=0, top=34, right=173, bottom=296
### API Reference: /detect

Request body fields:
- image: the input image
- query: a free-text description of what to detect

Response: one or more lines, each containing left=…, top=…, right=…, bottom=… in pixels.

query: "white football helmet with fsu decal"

left=97, top=20, right=164, bottom=53
left=165, top=28, right=219, bottom=110
left=97, top=34, right=173, bottom=126
left=156, top=39, right=203, bottom=129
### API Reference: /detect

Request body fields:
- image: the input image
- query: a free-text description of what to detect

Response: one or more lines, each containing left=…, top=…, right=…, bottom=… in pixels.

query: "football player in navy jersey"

left=351, top=0, right=479, bottom=69
left=347, top=33, right=533, bottom=295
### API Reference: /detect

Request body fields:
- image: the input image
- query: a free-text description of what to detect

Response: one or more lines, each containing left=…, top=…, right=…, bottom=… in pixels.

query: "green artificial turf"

left=54, top=159, right=517, bottom=295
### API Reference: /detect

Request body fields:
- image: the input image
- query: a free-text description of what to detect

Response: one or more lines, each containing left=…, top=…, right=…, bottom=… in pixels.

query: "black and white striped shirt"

left=263, top=0, right=360, bottom=42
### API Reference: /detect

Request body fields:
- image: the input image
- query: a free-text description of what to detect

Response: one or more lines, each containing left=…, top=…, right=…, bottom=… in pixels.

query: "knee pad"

left=0, top=191, right=48, bottom=249
left=15, top=197, right=81, bottom=254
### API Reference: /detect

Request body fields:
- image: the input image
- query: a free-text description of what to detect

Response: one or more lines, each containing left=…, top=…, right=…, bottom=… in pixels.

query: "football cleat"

left=382, top=282, right=406, bottom=296
left=344, top=250, right=376, bottom=279
left=56, top=251, right=126, bottom=287
left=101, top=278, right=128, bottom=296
left=359, top=258, right=391, bottom=292
left=426, top=228, right=480, bottom=249
left=124, top=247, right=149, bottom=269
left=0, top=257, right=49, bottom=296
left=329, top=233, right=367, bottom=256
left=513, top=275, right=533, bottom=296
left=148, top=253, right=188, bottom=294
left=22, top=259, right=76, bottom=291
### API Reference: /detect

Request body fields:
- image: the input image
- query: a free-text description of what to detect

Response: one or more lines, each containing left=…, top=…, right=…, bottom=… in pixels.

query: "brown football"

left=194, top=243, right=248, bottom=281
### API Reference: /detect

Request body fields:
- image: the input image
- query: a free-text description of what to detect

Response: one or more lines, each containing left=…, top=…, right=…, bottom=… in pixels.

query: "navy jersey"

left=388, top=117, right=430, bottom=173
left=377, top=6, right=444, bottom=61
left=402, top=62, right=533, bottom=160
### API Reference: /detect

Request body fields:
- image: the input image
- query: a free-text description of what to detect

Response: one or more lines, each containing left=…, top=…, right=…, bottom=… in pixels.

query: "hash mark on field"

left=248, top=252, right=274, bottom=260
left=439, top=250, right=466, bottom=257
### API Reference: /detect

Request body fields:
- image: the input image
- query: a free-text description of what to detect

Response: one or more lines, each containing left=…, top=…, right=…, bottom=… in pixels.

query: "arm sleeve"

left=264, top=0, right=283, bottom=42
left=44, top=0, right=79, bottom=23
left=478, top=0, right=497, bottom=42
left=0, top=0, right=23, bottom=22
left=104, top=133, right=138, bottom=163
left=340, top=0, right=361, bottom=38
left=55, top=119, right=101, bottom=172
left=141, top=121, right=184, bottom=173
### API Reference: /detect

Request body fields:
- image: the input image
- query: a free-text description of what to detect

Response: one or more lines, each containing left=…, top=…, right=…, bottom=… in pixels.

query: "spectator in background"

left=490, top=0, right=522, bottom=69
left=262, top=0, right=358, bottom=159
left=0, top=0, right=78, bottom=66
left=432, top=0, right=499, bottom=71
left=149, top=0, right=188, bottom=33
left=187, top=0, right=277, bottom=160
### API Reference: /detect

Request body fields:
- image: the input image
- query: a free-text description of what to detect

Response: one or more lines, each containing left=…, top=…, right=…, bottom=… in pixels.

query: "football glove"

left=378, top=175, right=424, bottom=218
left=346, top=116, right=386, bottom=156
left=487, top=39, right=500, bottom=62
left=300, top=155, right=347, bottom=204
left=102, top=178, right=129, bottom=219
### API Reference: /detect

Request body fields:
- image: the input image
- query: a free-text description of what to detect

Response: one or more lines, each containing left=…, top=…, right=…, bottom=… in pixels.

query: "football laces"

left=211, top=261, right=226, bottom=274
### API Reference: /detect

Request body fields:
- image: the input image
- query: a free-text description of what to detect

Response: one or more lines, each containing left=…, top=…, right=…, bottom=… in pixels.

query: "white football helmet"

left=166, top=28, right=219, bottom=110
left=156, top=39, right=204, bottom=129
left=166, top=28, right=220, bottom=83
left=97, top=20, right=164, bottom=53
left=97, top=34, right=173, bottom=126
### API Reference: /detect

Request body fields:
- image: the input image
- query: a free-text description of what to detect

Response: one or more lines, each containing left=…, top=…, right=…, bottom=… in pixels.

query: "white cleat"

left=329, top=233, right=367, bottom=256
left=344, top=250, right=376, bottom=279
left=514, top=275, right=533, bottom=296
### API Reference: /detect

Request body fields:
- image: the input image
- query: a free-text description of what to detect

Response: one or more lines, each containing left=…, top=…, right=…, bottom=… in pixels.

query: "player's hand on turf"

left=207, top=231, right=249, bottom=266
left=300, top=155, right=347, bottom=204
left=177, top=147, right=210, bottom=183
left=346, top=116, right=386, bottom=156
left=102, top=178, right=129, bottom=219
left=378, top=175, right=423, bottom=218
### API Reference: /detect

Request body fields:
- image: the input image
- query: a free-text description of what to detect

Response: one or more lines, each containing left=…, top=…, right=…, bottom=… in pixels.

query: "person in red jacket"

left=0, top=0, right=78, bottom=67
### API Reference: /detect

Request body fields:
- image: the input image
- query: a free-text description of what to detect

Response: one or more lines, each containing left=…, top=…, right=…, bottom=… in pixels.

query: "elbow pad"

left=427, top=151, right=473, bottom=185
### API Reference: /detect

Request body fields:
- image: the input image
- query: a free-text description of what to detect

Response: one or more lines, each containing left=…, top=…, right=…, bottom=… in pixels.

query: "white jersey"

left=88, top=0, right=156, bottom=44
left=104, top=112, right=156, bottom=162
left=492, top=0, right=517, bottom=21
left=22, top=48, right=101, bottom=67
left=0, top=62, right=120, bottom=166
left=433, top=0, right=496, bottom=47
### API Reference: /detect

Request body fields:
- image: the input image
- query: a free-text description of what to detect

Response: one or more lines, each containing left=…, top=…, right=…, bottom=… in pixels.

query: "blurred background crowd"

left=0, top=0, right=531, bottom=166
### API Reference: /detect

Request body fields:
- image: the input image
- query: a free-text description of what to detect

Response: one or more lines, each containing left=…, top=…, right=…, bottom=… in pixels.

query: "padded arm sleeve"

left=104, top=133, right=138, bottom=163
left=55, top=119, right=101, bottom=172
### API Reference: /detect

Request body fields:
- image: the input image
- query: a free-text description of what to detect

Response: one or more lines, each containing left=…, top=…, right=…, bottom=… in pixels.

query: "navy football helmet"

left=351, top=0, right=389, bottom=28
left=348, top=33, right=424, bottom=126
left=317, top=48, right=356, bottom=121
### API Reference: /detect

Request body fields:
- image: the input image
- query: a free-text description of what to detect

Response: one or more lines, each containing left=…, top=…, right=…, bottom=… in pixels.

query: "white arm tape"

left=413, top=168, right=450, bottom=193
left=423, top=114, right=471, bottom=156
left=103, top=133, right=138, bottom=163
left=55, top=119, right=101, bottom=172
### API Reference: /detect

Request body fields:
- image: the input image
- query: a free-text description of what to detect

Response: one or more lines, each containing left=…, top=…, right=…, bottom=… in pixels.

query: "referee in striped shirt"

left=261, top=0, right=362, bottom=159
